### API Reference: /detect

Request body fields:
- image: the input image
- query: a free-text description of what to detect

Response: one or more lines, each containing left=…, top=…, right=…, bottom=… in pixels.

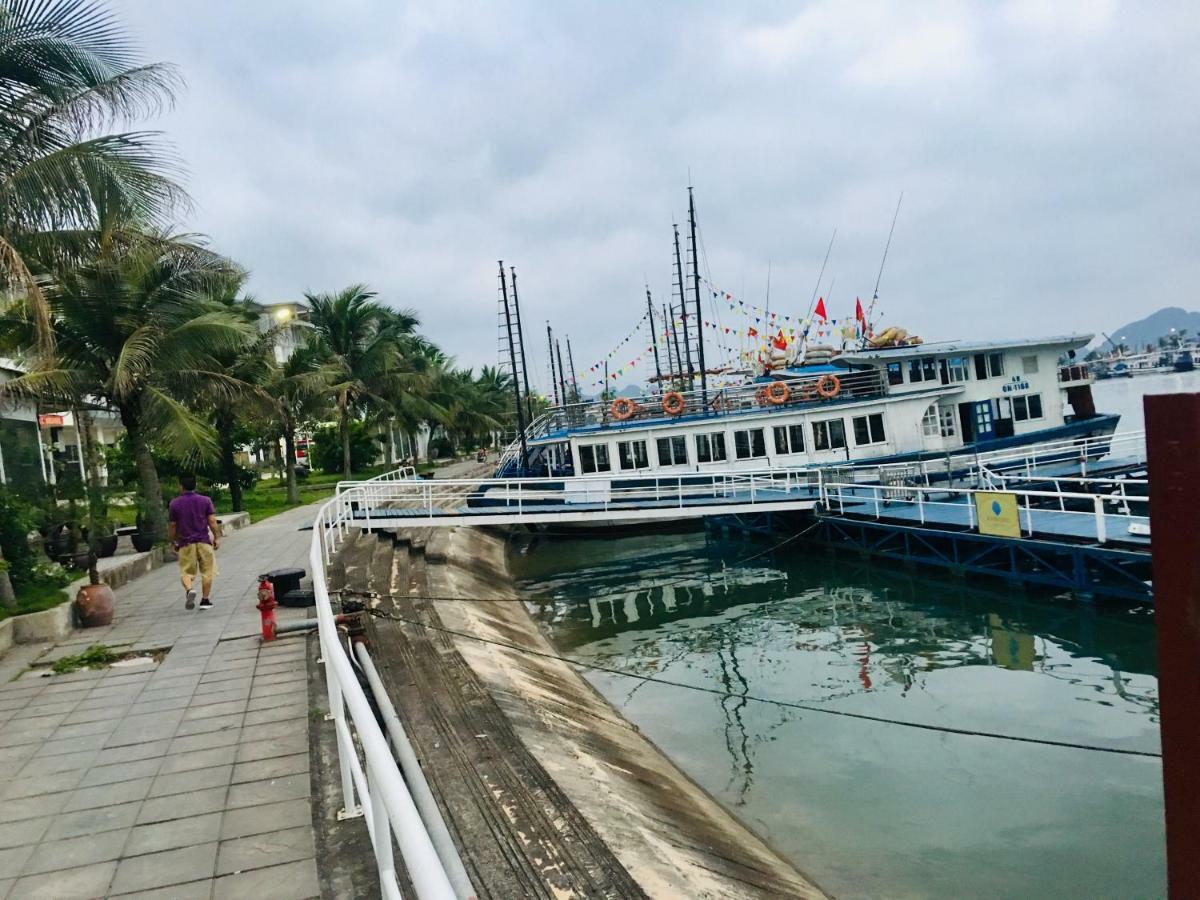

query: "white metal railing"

left=337, top=466, right=417, bottom=495
left=819, top=480, right=1150, bottom=545
left=311, top=486, right=461, bottom=900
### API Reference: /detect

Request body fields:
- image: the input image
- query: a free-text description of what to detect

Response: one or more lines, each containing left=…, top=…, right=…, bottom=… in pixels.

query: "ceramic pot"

left=74, top=582, right=115, bottom=627
left=130, top=531, right=154, bottom=553
left=96, top=534, right=119, bottom=558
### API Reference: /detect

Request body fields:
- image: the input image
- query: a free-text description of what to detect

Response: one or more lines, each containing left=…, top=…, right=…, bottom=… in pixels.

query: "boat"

left=485, top=334, right=1118, bottom=499
left=1175, top=350, right=1195, bottom=372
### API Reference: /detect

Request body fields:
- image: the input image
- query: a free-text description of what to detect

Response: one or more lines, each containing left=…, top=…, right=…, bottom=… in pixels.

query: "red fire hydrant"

left=256, top=574, right=277, bottom=641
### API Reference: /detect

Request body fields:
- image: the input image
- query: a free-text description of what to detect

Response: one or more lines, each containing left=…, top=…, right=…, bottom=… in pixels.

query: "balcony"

left=1057, top=364, right=1092, bottom=384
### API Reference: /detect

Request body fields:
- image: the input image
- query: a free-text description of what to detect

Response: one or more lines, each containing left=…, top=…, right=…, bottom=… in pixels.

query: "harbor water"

left=513, top=374, right=1184, bottom=899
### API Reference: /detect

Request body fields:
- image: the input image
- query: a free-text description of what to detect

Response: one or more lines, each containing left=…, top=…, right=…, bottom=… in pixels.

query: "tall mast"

left=667, top=302, right=684, bottom=390
left=688, top=185, right=707, bottom=402
left=672, top=223, right=695, bottom=387
left=545, top=322, right=559, bottom=406
left=555, top=339, right=568, bottom=410
left=647, top=286, right=663, bottom=391
left=565, top=336, right=578, bottom=403
left=509, top=266, right=534, bottom=425
left=498, top=261, right=527, bottom=470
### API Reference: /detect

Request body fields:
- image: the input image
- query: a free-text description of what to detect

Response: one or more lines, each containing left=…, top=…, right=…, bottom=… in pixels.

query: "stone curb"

left=0, top=512, right=251, bottom=655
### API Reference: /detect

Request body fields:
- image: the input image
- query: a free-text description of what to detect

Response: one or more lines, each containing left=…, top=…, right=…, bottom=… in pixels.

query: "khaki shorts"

left=177, top=542, right=217, bottom=580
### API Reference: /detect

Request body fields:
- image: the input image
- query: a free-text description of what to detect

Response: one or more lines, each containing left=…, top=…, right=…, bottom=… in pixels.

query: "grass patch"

left=0, top=578, right=72, bottom=622
left=51, top=644, right=120, bottom=674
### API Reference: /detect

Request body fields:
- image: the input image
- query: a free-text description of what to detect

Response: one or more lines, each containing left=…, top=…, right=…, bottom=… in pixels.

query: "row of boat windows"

left=887, top=352, right=1040, bottom=387
left=577, top=413, right=888, bottom=474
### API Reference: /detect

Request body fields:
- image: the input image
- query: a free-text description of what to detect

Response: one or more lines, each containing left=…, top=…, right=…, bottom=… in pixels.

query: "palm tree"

left=0, top=0, right=187, bottom=344
left=0, top=231, right=253, bottom=541
left=266, top=342, right=332, bottom=504
left=305, top=284, right=419, bottom=478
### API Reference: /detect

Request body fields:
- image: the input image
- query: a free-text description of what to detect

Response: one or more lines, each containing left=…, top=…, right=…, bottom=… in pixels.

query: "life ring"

left=610, top=397, right=638, bottom=421
left=816, top=374, right=841, bottom=398
left=765, top=381, right=790, bottom=405
left=662, top=391, right=686, bottom=416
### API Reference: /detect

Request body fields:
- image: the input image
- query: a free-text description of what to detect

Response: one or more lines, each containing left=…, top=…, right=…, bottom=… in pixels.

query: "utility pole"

left=545, top=322, right=559, bottom=406
left=498, top=261, right=527, bottom=471
left=509, top=267, right=534, bottom=427
left=647, top=287, right=663, bottom=392
left=688, top=185, right=707, bottom=403
left=672, top=223, right=695, bottom=387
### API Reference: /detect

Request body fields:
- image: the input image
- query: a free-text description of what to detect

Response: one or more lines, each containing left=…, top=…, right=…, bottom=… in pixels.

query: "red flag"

left=747, top=326, right=758, bottom=338
left=814, top=297, right=827, bottom=321
left=855, top=297, right=864, bottom=323
left=773, top=331, right=788, bottom=351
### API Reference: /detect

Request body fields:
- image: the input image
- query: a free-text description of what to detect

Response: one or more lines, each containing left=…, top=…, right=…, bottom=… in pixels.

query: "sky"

left=117, top=0, right=1199, bottom=394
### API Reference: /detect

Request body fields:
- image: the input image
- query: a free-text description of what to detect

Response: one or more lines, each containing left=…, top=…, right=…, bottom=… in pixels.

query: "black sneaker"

left=185, top=589, right=197, bottom=610
left=198, top=598, right=213, bottom=610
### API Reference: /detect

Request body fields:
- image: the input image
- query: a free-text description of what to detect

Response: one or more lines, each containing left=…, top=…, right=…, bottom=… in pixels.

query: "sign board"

left=37, top=414, right=64, bottom=427
left=975, top=491, right=1021, bottom=538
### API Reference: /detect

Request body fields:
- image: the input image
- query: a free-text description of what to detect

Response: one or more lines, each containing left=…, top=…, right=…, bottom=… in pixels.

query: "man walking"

left=168, top=473, right=222, bottom=610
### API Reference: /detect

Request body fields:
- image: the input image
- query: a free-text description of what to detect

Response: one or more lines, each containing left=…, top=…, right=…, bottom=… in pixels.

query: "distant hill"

left=1103, top=306, right=1200, bottom=351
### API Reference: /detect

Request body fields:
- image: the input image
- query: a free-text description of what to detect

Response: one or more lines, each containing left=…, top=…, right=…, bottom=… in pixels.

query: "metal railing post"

left=1094, top=495, right=1107, bottom=543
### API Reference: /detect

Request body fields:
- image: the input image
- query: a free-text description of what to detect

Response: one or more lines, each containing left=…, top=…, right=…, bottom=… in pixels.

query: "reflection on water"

left=513, top=530, right=1164, bottom=899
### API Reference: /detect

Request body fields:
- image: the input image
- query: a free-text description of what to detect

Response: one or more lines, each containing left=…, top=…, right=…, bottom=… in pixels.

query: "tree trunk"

left=75, top=406, right=105, bottom=531
left=283, top=415, right=299, bottom=505
left=339, top=397, right=352, bottom=479
left=217, top=410, right=242, bottom=512
left=0, top=548, right=15, bottom=611
left=387, top=420, right=396, bottom=465
left=122, top=407, right=167, bottom=543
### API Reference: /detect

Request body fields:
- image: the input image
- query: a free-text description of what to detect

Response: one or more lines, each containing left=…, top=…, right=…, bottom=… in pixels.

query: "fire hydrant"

left=256, top=574, right=277, bottom=641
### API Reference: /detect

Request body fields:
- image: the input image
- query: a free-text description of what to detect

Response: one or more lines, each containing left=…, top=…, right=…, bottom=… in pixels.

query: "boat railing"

left=310, top=479, right=461, bottom=900
left=820, top=479, right=1149, bottom=544
left=533, top=369, right=886, bottom=437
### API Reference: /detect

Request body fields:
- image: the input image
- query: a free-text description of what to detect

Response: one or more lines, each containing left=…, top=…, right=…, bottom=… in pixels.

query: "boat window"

left=773, top=424, right=805, bottom=455
left=939, top=406, right=957, bottom=437
left=1011, top=394, right=1044, bottom=422
left=579, top=443, right=611, bottom=474
left=886, top=362, right=904, bottom=386
left=852, top=413, right=886, bottom=446
left=974, top=353, right=1006, bottom=379
left=812, top=419, right=846, bottom=452
left=921, top=405, right=940, bottom=437
left=907, top=357, right=938, bottom=383
left=656, top=435, right=688, bottom=467
left=940, top=356, right=969, bottom=384
left=733, top=428, right=766, bottom=460
left=617, top=439, right=649, bottom=470
left=1022, top=354, right=1039, bottom=374
left=695, top=432, right=727, bottom=463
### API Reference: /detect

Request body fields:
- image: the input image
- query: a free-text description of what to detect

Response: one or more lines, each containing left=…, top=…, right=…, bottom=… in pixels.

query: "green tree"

left=0, top=0, right=187, bottom=344
left=305, top=284, right=419, bottom=478
left=266, top=343, right=332, bottom=504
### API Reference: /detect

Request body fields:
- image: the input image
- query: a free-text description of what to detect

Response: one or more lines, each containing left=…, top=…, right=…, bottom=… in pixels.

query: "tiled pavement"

left=0, top=504, right=325, bottom=899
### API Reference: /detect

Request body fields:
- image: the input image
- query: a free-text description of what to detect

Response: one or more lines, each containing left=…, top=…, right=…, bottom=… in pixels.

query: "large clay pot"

left=96, top=534, right=119, bottom=558
left=74, top=582, right=115, bottom=627
left=130, top=531, right=154, bottom=553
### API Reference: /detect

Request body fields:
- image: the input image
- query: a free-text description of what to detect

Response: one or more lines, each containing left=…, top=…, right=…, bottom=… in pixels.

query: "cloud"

left=116, top=0, right=1200, bottom=393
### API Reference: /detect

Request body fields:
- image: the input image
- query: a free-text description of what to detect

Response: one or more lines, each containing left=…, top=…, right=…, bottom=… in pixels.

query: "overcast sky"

left=118, top=0, right=1198, bottom=393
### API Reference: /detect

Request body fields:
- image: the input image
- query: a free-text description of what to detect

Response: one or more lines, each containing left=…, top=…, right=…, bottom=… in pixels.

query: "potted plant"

left=82, top=519, right=119, bottom=558
left=131, top=507, right=155, bottom=553
left=73, top=549, right=114, bottom=627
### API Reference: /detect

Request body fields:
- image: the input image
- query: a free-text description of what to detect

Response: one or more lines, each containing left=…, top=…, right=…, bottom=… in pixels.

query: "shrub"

left=309, top=422, right=381, bottom=474
left=0, top=488, right=37, bottom=589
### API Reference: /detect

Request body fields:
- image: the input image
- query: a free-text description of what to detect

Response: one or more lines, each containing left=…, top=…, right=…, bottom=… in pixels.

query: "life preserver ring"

left=765, top=381, right=790, bottom=405
left=662, top=391, right=686, bottom=416
left=816, top=374, right=841, bottom=398
left=610, top=397, right=638, bottom=421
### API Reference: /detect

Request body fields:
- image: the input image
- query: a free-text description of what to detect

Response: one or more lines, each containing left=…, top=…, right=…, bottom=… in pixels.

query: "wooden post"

left=1146, top=392, right=1200, bottom=899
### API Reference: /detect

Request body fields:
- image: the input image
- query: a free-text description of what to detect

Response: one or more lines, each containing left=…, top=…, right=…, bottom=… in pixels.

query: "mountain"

left=1102, top=306, right=1200, bottom=351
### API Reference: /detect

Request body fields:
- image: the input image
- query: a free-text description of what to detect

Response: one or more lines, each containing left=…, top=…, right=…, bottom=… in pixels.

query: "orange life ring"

left=610, top=397, right=638, bottom=421
left=816, top=374, right=841, bottom=398
left=765, top=381, right=790, bottom=405
left=662, top=391, right=686, bottom=416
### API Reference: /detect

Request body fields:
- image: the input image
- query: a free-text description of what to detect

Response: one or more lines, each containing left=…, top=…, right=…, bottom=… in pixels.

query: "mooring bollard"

left=256, top=573, right=278, bottom=641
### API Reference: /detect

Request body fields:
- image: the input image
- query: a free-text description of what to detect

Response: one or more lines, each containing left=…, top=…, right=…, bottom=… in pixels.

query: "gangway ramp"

left=335, top=469, right=823, bottom=529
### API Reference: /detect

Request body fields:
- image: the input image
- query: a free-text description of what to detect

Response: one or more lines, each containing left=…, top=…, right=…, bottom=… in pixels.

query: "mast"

left=498, top=261, right=528, bottom=471
left=555, top=339, right=568, bottom=410
left=672, top=223, right=695, bottom=387
left=546, top=322, right=559, bottom=406
left=565, top=336, right=578, bottom=403
left=647, top=286, right=663, bottom=391
left=688, top=185, right=707, bottom=401
left=667, top=302, right=684, bottom=390
left=509, top=266, right=535, bottom=426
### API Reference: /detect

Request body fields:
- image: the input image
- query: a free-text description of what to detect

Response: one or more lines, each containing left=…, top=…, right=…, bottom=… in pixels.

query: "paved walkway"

left=0, top=503, right=324, bottom=900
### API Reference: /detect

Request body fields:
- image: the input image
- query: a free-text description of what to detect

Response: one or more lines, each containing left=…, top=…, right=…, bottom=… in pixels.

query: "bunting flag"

left=814, top=297, right=828, bottom=321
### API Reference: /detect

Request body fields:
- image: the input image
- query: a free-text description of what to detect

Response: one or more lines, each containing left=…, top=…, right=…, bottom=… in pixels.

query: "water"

left=1093, top=368, right=1200, bottom=432
left=515, top=533, right=1163, bottom=898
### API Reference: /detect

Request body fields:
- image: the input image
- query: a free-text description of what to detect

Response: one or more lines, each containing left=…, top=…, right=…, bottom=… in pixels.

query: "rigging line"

left=361, top=606, right=1162, bottom=759
left=872, top=192, right=904, bottom=300
left=805, top=228, right=837, bottom=324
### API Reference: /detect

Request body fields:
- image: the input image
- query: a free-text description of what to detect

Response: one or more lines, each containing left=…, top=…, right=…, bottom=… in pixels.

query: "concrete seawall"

left=423, top=526, right=825, bottom=899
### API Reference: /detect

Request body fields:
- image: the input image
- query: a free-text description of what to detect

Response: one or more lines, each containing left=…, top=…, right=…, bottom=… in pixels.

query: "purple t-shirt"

left=168, top=491, right=215, bottom=546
